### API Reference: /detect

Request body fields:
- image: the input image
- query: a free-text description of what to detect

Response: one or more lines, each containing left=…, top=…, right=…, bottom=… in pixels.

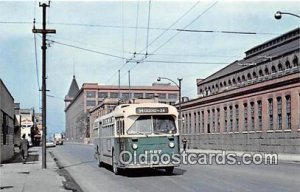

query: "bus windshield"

left=127, top=115, right=176, bottom=135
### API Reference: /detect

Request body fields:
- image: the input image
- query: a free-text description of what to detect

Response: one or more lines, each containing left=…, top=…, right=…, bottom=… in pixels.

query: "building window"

left=277, top=97, right=282, bottom=130
left=293, top=56, right=299, bottom=67
left=259, top=69, right=263, bottom=77
left=244, top=103, right=248, bottom=131
left=207, top=110, right=210, bottom=133
left=168, top=93, right=178, bottom=99
left=278, top=63, right=283, bottom=71
left=86, top=100, right=96, bottom=107
left=285, top=61, right=291, bottom=69
left=110, top=92, right=119, bottom=98
left=268, top=99, right=273, bottom=130
left=98, top=92, right=108, bottom=98
left=235, top=105, right=239, bottom=132
left=194, top=112, right=197, bottom=133
left=212, top=109, right=215, bottom=133
left=122, top=93, right=129, bottom=99
left=265, top=67, right=270, bottom=75
left=217, top=108, right=220, bottom=133
left=86, top=91, right=96, bottom=98
left=201, top=111, right=204, bottom=133
left=250, top=102, right=255, bottom=131
left=286, top=95, right=291, bottom=129
left=2, top=113, right=7, bottom=145
left=158, top=93, right=167, bottom=99
left=271, top=66, right=276, bottom=74
left=229, top=106, right=233, bottom=132
left=133, top=93, right=143, bottom=99
left=257, top=100, right=262, bottom=131
left=189, top=113, right=192, bottom=134
left=224, top=107, right=227, bottom=132
left=197, top=111, right=201, bottom=133
left=145, top=93, right=155, bottom=99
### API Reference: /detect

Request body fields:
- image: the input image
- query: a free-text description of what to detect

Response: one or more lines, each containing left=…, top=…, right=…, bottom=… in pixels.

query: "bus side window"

left=116, top=120, right=120, bottom=134
left=121, top=120, right=124, bottom=135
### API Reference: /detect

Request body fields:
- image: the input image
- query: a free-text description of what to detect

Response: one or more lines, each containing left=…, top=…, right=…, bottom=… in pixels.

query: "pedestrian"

left=20, top=134, right=29, bottom=163
left=182, top=137, right=187, bottom=152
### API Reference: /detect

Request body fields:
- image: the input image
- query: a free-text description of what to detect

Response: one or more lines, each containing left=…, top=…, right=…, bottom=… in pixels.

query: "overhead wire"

left=115, top=1, right=201, bottom=80
left=126, top=1, right=218, bottom=73
left=47, top=39, right=126, bottom=60
left=33, top=0, right=42, bottom=112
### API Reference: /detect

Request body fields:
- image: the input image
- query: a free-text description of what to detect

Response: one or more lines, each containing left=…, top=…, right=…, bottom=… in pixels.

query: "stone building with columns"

left=180, top=27, right=300, bottom=153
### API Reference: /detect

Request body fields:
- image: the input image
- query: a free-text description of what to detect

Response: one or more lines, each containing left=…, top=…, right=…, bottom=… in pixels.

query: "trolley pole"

left=32, top=2, right=56, bottom=169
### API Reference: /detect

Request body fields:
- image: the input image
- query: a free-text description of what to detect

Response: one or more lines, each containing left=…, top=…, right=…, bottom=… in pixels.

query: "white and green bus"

left=93, top=103, right=180, bottom=175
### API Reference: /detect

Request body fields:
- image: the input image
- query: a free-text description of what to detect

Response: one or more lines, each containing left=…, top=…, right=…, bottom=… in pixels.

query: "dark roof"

left=198, top=28, right=300, bottom=85
left=66, top=75, right=79, bottom=98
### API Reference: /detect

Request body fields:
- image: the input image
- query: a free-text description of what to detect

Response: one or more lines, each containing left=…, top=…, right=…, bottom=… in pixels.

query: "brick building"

left=65, top=78, right=179, bottom=143
left=180, top=28, right=300, bottom=153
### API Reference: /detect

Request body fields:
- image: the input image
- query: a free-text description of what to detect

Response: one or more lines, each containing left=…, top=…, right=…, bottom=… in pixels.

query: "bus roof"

left=94, top=103, right=178, bottom=123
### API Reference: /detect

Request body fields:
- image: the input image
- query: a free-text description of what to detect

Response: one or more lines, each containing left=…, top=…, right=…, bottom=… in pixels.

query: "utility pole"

left=32, top=1, right=56, bottom=169
left=128, top=70, right=131, bottom=100
left=118, top=70, right=121, bottom=101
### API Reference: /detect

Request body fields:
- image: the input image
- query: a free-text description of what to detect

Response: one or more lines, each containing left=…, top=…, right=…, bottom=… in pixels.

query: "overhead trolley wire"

left=116, top=1, right=201, bottom=78
left=47, top=39, right=126, bottom=60
left=126, top=1, right=218, bottom=73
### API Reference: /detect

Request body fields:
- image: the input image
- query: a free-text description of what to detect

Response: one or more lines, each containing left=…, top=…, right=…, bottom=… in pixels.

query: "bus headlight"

left=169, top=142, right=175, bottom=148
left=132, top=143, right=138, bottom=150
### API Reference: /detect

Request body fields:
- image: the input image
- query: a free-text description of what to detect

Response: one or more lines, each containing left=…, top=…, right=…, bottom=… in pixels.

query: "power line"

left=144, top=60, right=228, bottom=65
left=115, top=1, right=201, bottom=82
left=126, top=1, right=218, bottom=73
left=176, top=29, right=277, bottom=35
left=128, top=52, right=240, bottom=58
left=151, top=1, right=218, bottom=55
left=0, top=21, right=279, bottom=36
left=47, top=39, right=126, bottom=60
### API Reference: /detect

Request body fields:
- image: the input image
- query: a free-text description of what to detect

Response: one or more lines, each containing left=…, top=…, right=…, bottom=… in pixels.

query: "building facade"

left=0, top=79, right=15, bottom=162
left=65, top=80, right=179, bottom=143
left=180, top=28, right=300, bottom=154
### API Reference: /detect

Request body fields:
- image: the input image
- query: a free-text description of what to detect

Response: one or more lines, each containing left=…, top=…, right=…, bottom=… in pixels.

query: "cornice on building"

left=197, top=28, right=300, bottom=86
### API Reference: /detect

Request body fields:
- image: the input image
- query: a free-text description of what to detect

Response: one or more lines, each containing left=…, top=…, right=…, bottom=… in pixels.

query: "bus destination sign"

left=136, top=107, right=169, bottom=114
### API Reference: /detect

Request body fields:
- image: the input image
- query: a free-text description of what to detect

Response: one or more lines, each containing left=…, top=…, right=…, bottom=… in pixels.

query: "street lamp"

left=274, top=11, right=300, bottom=20
left=157, top=77, right=183, bottom=131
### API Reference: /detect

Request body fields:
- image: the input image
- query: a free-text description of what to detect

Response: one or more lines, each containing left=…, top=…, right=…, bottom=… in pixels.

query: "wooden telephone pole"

left=32, top=1, right=56, bottom=169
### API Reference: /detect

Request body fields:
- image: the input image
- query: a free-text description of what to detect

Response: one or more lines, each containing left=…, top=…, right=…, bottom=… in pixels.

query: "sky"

left=0, top=0, right=299, bottom=135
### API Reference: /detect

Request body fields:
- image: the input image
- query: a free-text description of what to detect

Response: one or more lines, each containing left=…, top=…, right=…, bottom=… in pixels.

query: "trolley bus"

left=93, top=103, right=180, bottom=175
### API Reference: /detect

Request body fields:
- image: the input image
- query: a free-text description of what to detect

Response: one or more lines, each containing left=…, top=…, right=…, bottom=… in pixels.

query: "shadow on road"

left=58, top=160, right=95, bottom=169
left=100, top=163, right=186, bottom=177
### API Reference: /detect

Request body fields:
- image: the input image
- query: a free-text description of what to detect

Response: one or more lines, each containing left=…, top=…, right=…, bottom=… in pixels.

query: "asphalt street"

left=49, top=143, right=300, bottom=192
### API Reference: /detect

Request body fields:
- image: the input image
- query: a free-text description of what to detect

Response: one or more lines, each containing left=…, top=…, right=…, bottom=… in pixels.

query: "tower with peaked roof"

left=64, top=75, right=79, bottom=108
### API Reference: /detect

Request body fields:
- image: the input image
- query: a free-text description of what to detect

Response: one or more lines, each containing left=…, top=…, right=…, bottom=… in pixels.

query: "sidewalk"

left=0, top=147, right=68, bottom=192
left=185, top=148, right=300, bottom=163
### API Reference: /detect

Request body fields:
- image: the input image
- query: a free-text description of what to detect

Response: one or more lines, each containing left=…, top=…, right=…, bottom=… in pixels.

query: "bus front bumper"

left=118, top=163, right=179, bottom=169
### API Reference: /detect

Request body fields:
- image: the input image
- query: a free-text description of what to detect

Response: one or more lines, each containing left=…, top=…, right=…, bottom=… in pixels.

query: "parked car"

left=46, top=140, right=56, bottom=148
